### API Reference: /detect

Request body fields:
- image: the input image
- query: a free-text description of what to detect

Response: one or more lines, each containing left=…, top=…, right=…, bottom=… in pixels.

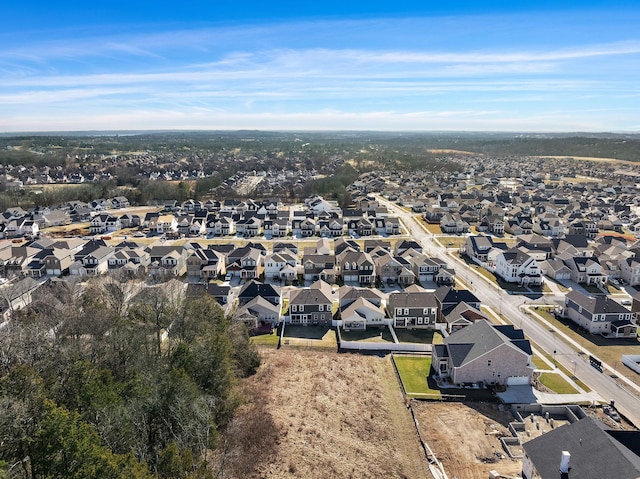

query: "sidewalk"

left=497, top=385, right=601, bottom=405
left=526, top=306, right=640, bottom=396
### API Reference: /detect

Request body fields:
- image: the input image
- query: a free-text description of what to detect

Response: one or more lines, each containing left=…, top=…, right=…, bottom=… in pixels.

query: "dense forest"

left=0, top=277, right=263, bottom=479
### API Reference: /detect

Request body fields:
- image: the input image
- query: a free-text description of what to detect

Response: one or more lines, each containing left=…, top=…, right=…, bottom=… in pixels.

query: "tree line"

left=0, top=276, right=261, bottom=479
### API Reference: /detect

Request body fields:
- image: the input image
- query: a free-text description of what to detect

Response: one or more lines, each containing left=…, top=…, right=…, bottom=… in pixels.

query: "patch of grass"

left=394, top=329, right=443, bottom=344
left=393, top=356, right=441, bottom=398
left=532, top=308, right=640, bottom=387
left=423, top=223, right=442, bottom=234
left=282, top=325, right=337, bottom=349
left=458, top=254, right=499, bottom=286
left=250, top=331, right=280, bottom=347
left=438, top=236, right=467, bottom=249
left=341, top=327, right=394, bottom=343
left=532, top=355, right=553, bottom=370
left=538, top=372, right=579, bottom=394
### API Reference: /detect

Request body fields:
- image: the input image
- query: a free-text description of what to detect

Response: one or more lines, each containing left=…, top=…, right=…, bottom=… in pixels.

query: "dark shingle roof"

left=523, top=417, right=640, bottom=479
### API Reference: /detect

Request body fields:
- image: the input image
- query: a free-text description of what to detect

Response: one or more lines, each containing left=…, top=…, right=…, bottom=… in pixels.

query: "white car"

left=224, top=273, right=233, bottom=281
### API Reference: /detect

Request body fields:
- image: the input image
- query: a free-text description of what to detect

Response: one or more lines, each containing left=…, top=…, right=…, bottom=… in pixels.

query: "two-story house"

left=562, top=256, right=607, bottom=286
left=619, top=257, right=640, bottom=286
left=494, top=248, right=542, bottom=286
left=89, top=213, right=121, bottom=234
left=563, top=290, right=637, bottom=338
left=387, top=291, right=439, bottom=329
left=288, top=280, right=334, bottom=326
left=432, top=320, right=533, bottom=387
left=339, top=250, right=376, bottom=285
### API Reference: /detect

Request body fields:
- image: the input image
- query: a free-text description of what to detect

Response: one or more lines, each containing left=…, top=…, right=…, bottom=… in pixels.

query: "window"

left=291, top=305, right=297, bottom=312
left=318, top=304, right=323, bottom=311
left=487, top=359, right=492, bottom=367
left=403, top=308, right=409, bottom=315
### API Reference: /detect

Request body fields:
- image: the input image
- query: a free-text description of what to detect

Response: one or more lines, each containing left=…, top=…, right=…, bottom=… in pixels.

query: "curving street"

left=376, top=195, right=640, bottom=427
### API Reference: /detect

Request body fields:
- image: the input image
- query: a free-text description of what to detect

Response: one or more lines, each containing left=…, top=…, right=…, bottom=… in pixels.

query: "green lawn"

left=532, top=355, right=553, bottom=370
left=538, top=372, right=579, bottom=394
left=532, top=309, right=640, bottom=387
left=393, top=356, right=441, bottom=398
left=250, top=331, right=280, bottom=347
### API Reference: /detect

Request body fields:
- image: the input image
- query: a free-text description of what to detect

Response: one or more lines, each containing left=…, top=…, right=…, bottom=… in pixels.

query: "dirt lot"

left=226, top=349, right=432, bottom=479
left=413, top=402, right=523, bottom=479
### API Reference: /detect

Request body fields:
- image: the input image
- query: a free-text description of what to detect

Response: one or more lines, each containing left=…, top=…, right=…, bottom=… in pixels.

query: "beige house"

left=432, top=320, right=533, bottom=387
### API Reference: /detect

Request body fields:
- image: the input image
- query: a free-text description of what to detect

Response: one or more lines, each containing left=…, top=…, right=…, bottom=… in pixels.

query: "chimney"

left=559, top=450, right=571, bottom=474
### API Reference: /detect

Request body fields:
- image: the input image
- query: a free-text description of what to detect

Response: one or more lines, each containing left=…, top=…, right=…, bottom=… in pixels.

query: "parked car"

left=224, top=273, right=233, bottom=281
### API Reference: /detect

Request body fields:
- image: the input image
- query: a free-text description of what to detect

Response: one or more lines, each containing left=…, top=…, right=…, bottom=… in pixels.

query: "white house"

left=494, top=248, right=542, bottom=286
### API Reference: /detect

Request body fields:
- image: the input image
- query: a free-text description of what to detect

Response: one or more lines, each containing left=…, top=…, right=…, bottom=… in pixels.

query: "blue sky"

left=2, top=1, right=640, bottom=132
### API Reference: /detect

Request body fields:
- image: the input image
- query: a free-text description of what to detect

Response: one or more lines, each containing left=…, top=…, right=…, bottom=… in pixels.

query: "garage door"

left=507, top=376, right=530, bottom=386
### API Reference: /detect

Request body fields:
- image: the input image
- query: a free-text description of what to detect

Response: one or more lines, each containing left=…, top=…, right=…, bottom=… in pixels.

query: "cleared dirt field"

left=413, top=402, right=523, bottom=479
left=230, top=349, right=432, bottom=479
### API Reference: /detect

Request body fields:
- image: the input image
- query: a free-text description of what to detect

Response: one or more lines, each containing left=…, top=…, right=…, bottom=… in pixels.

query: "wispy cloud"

left=1, top=12, right=640, bottom=131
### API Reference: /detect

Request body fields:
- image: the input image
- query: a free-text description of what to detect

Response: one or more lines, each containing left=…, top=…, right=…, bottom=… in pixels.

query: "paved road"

left=378, top=195, right=640, bottom=427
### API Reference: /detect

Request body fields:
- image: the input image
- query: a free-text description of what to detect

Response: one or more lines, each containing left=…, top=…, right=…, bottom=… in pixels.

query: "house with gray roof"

left=563, top=290, right=637, bottom=338
left=522, top=416, right=640, bottom=479
left=387, top=291, right=439, bottom=329
left=432, top=320, right=533, bottom=387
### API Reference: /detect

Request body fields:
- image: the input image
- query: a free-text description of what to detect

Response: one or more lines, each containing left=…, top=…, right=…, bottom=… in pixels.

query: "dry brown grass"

left=413, top=402, right=523, bottom=479
left=225, top=349, right=432, bottom=479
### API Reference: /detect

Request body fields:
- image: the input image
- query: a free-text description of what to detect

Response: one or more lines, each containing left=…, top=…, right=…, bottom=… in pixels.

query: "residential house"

left=562, top=256, right=607, bottom=286
left=149, top=214, right=178, bottom=235
left=494, top=248, right=542, bottom=286
left=187, top=283, right=232, bottom=306
left=110, top=196, right=130, bottom=209
left=442, top=302, right=491, bottom=333
left=440, top=213, right=470, bottom=234
left=237, top=280, right=281, bottom=306
left=288, top=280, right=334, bottom=325
left=386, top=291, right=439, bottom=329
left=44, top=248, right=77, bottom=276
left=107, top=247, right=150, bottom=274
left=338, top=250, right=376, bottom=285
left=462, top=235, right=496, bottom=263
left=620, top=257, right=640, bottom=286
left=401, top=251, right=440, bottom=283
left=186, top=248, right=225, bottom=279
left=337, top=285, right=384, bottom=309
left=522, top=417, right=640, bottom=479
left=432, top=320, right=533, bottom=386
left=563, top=290, right=637, bottom=338
left=340, top=297, right=387, bottom=331
left=264, top=252, right=298, bottom=281
left=374, top=253, right=415, bottom=285
left=147, top=246, right=187, bottom=277
left=89, top=213, right=121, bottom=234
left=235, top=295, right=281, bottom=329
left=302, top=253, right=337, bottom=283
left=70, top=245, right=115, bottom=276
left=5, top=218, right=39, bottom=238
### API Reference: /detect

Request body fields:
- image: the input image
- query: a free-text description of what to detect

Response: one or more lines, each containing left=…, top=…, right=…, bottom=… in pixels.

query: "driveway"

left=497, top=385, right=602, bottom=405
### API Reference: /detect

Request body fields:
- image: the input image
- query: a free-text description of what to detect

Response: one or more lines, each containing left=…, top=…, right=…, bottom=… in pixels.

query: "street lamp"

left=553, top=349, right=557, bottom=368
